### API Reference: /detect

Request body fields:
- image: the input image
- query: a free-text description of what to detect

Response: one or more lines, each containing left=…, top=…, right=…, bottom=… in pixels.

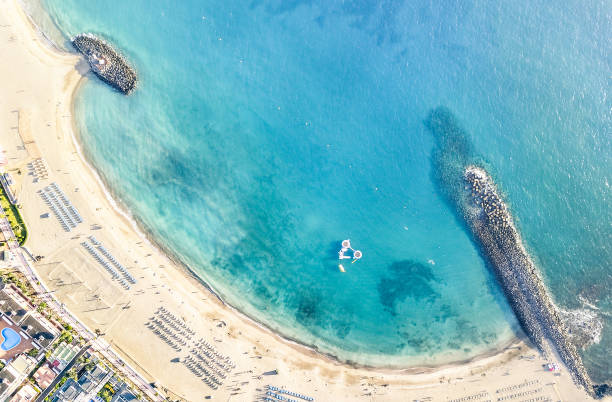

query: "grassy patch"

left=0, top=183, right=27, bottom=245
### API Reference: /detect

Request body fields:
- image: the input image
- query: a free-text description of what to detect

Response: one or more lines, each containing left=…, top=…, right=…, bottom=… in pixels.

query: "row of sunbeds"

left=48, top=182, right=83, bottom=222
left=28, top=158, right=48, bottom=181
left=81, top=241, right=131, bottom=290
left=267, top=385, right=314, bottom=401
left=97, top=244, right=137, bottom=284
left=39, top=184, right=82, bottom=232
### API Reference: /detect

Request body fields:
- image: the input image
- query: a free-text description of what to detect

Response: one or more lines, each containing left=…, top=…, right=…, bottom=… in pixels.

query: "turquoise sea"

left=35, top=0, right=609, bottom=379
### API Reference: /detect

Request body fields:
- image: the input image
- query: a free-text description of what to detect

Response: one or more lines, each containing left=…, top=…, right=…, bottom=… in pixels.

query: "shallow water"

left=39, top=0, right=610, bottom=377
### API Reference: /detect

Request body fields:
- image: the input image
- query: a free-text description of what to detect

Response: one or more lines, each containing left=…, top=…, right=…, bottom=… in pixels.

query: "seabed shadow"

left=423, top=106, right=527, bottom=344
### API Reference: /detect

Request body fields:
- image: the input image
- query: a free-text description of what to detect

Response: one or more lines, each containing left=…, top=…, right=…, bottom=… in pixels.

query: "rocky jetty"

left=425, top=107, right=604, bottom=398
left=463, top=166, right=594, bottom=395
left=72, top=33, right=137, bottom=94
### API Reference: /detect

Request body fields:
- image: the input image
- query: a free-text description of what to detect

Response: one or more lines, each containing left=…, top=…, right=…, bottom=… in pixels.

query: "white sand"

left=0, top=0, right=604, bottom=400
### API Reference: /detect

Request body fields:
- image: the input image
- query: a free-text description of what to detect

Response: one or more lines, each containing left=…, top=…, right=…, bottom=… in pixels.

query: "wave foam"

left=559, top=307, right=603, bottom=349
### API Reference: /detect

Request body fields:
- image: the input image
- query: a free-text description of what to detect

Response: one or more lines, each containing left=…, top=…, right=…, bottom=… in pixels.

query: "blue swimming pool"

left=1, top=328, right=21, bottom=351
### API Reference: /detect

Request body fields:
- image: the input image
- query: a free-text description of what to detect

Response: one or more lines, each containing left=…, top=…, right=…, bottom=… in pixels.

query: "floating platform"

left=338, top=239, right=362, bottom=271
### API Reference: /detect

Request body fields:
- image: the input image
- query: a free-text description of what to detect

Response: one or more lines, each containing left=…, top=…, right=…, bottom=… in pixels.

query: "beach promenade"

left=0, top=0, right=603, bottom=400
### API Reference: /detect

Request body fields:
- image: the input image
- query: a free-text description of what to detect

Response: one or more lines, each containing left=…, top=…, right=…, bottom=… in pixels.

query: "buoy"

left=353, top=250, right=362, bottom=259
left=342, top=239, right=351, bottom=248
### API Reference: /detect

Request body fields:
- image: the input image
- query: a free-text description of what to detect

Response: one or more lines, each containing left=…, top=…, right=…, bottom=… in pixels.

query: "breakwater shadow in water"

left=423, top=107, right=523, bottom=339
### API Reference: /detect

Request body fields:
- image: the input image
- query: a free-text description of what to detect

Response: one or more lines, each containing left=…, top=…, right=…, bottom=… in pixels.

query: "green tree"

left=58, top=330, right=73, bottom=344
left=37, top=302, right=47, bottom=313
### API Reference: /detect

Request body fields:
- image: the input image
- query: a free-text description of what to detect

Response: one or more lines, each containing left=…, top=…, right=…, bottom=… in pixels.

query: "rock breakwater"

left=425, top=106, right=601, bottom=398
left=464, top=166, right=593, bottom=394
left=72, top=33, right=137, bottom=94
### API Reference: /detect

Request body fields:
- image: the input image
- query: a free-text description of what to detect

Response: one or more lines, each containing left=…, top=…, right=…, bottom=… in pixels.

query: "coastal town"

left=0, top=0, right=607, bottom=401
left=0, top=168, right=161, bottom=401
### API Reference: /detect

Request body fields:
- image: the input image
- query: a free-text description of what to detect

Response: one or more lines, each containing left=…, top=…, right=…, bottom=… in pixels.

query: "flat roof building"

left=0, top=368, right=17, bottom=397
left=20, top=314, right=56, bottom=349
left=0, top=355, right=36, bottom=400
left=32, top=364, right=56, bottom=390
left=110, top=380, right=139, bottom=402
left=0, top=296, right=28, bottom=324
left=78, top=364, right=108, bottom=394
left=9, top=382, right=39, bottom=401
left=50, top=378, right=81, bottom=401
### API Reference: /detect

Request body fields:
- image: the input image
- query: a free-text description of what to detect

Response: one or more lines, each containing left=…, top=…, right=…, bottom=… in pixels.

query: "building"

left=0, top=284, right=59, bottom=362
left=0, top=355, right=36, bottom=400
left=110, top=381, right=139, bottom=402
left=78, top=364, right=109, bottom=394
left=0, top=283, right=60, bottom=400
left=0, top=283, right=61, bottom=344
left=47, top=342, right=79, bottom=371
left=0, top=291, right=28, bottom=324
left=10, top=382, right=39, bottom=401
left=48, top=363, right=111, bottom=402
left=32, top=364, right=56, bottom=390
left=107, top=376, right=140, bottom=402
left=50, top=378, right=81, bottom=401
left=20, top=313, right=56, bottom=349
left=0, top=172, right=18, bottom=204
left=0, top=367, right=17, bottom=397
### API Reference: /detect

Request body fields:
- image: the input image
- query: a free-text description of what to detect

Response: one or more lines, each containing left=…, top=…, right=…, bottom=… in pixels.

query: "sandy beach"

left=0, top=0, right=603, bottom=400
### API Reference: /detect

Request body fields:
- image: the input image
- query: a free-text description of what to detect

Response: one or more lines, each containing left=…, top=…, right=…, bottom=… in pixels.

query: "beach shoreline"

left=0, top=0, right=601, bottom=400
left=68, top=78, right=522, bottom=374
left=52, top=15, right=519, bottom=373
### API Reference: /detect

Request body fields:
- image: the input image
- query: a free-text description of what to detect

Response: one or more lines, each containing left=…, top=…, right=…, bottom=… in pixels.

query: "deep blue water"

left=39, top=0, right=610, bottom=378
